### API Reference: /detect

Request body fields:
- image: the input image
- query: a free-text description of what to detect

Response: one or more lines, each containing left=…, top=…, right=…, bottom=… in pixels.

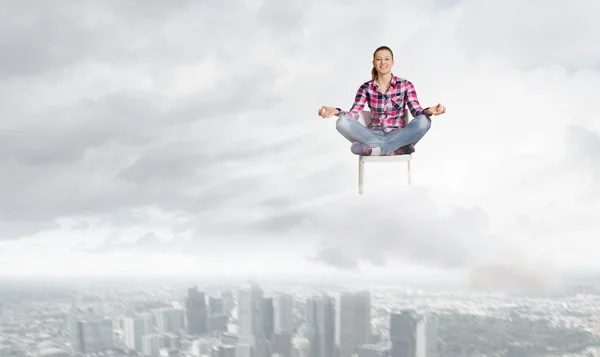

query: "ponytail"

left=371, top=66, right=377, bottom=80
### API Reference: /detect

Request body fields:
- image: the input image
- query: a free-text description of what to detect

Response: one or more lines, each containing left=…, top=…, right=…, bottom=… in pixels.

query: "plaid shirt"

left=339, top=75, right=428, bottom=133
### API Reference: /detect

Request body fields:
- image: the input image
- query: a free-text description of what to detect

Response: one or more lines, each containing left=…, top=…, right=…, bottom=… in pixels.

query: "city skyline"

left=3, top=279, right=600, bottom=357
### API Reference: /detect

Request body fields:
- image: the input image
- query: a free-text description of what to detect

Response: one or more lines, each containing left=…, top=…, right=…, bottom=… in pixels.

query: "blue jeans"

left=335, top=113, right=432, bottom=155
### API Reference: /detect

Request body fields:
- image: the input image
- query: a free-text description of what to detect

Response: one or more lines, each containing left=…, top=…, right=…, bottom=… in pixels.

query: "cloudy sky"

left=0, top=0, right=599, bottom=286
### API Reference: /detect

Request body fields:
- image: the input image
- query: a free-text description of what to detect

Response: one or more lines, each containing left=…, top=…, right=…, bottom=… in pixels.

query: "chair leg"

left=358, top=157, right=364, bottom=195
left=407, top=160, right=412, bottom=186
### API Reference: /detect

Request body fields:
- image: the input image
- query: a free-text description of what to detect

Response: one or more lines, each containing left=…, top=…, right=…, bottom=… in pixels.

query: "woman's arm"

left=337, top=84, right=368, bottom=119
left=404, top=81, right=429, bottom=118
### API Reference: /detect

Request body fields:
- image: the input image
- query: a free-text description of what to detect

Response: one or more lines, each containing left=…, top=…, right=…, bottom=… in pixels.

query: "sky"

left=0, top=0, right=599, bottom=290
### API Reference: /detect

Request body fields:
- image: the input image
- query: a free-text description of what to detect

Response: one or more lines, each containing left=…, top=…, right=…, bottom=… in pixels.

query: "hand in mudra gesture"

left=317, top=106, right=340, bottom=118
left=428, top=103, right=446, bottom=116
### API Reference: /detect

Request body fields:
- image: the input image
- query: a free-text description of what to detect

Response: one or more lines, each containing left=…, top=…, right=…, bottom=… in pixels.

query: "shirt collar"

left=372, top=74, right=397, bottom=88
left=390, top=74, right=397, bottom=87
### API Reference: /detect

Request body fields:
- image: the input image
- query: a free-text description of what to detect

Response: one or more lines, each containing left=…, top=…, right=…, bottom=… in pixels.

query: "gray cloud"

left=301, top=192, right=508, bottom=271
left=0, top=0, right=422, bottom=241
left=468, top=263, right=562, bottom=295
left=567, top=125, right=600, bottom=165
left=455, top=0, right=600, bottom=68
left=1, top=0, right=600, bottom=283
left=0, top=0, right=199, bottom=78
left=83, top=232, right=174, bottom=254
left=308, top=248, right=360, bottom=270
left=190, top=188, right=517, bottom=271
left=0, top=220, right=59, bottom=240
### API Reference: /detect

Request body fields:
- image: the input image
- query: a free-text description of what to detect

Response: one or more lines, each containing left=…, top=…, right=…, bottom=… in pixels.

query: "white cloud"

left=0, top=0, right=599, bottom=285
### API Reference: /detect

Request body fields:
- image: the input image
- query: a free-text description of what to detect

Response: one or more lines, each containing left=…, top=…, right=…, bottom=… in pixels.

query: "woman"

left=318, top=45, right=446, bottom=156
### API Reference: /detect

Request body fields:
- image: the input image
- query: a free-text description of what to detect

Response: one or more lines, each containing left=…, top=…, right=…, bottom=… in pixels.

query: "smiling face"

left=372, top=48, right=394, bottom=77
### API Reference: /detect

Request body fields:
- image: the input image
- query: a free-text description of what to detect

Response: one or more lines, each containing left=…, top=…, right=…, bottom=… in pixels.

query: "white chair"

left=357, top=110, right=412, bottom=195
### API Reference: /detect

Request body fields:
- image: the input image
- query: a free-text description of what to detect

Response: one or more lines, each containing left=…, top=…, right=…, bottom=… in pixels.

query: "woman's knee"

left=414, top=114, right=432, bottom=131
left=335, top=114, right=353, bottom=134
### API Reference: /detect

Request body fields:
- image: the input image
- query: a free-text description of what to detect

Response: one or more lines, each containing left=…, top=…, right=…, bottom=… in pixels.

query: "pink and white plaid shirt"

left=338, top=75, right=429, bottom=133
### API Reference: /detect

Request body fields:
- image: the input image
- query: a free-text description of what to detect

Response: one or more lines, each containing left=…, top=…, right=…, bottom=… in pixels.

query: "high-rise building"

left=390, top=309, right=422, bottom=357
left=69, top=303, right=114, bottom=354
left=274, top=293, right=295, bottom=334
left=209, top=297, right=226, bottom=315
left=306, top=294, right=336, bottom=357
left=138, top=312, right=155, bottom=334
left=143, top=333, right=166, bottom=356
left=69, top=303, right=83, bottom=353
left=124, top=316, right=147, bottom=351
left=156, top=308, right=184, bottom=334
left=263, top=297, right=274, bottom=340
left=424, top=318, right=439, bottom=357
left=222, top=291, right=235, bottom=315
left=75, top=318, right=115, bottom=354
left=292, top=337, right=311, bottom=357
left=336, top=291, right=371, bottom=357
left=237, top=282, right=269, bottom=357
left=271, top=332, right=293, bottom=357
left=209, top=297, right=228, bottom=332
left=357, top=344, right=388, bottom=357
left=186, top=286, right=209, bottom=336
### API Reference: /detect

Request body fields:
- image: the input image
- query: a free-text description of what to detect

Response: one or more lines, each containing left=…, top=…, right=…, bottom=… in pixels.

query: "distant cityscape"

left=3, top=279, right=600, bottom=357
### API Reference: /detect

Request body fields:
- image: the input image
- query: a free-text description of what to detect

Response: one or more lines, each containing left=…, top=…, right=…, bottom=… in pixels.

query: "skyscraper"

left=69, top=303, right=114, bottom=354
left=69, top=303, right=83, bottom=354
left=306, top=294, right=336, bottom=357
left=186, top=285, right=208, bottom=336
left=272, top=293, right=294, bottom=357
left=123, top=316, right=146, bottom=351
left=390, top=309, right=421, bottom=357
left=336, top=291, right=371, bottom=357
left=156, top=307, right=184, bottom=334
left=357, top=344, right=389, bottom=357
left=209, top=297, right=226, bottom=315
left=424, top=318, right=439, bottom=357
left=237, top=282, right=269, bottom=357
left=73, top=318, right=115, bottom=354
left=208, top=296, right=228, bottom=332
left=274, top=293, right=295, bottom=334
left=263, top=297, right=274, bottom=340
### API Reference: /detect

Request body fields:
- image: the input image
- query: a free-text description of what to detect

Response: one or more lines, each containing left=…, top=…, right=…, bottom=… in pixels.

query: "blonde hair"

left=371, top=45, right=394, bottom=80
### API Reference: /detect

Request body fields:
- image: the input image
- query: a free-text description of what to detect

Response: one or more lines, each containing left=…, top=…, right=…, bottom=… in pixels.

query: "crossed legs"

left=336, top=113, right=432, bottom=155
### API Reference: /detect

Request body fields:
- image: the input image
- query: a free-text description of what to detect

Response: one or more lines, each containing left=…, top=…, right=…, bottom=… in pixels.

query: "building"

left=186, top=286, right=209, bottom=336
left=306, top=294, right=336, bottom=357
left=390, top=309, right=430, bottom=357
left=336, top=291, right=371, bottom=357
left=274, top=293, right=295, bottom=334
left=237, top=282, right=269, bottom=357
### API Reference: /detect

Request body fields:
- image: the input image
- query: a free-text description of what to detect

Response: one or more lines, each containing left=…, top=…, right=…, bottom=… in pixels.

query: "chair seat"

left=359, top=154, right=412, bottom=162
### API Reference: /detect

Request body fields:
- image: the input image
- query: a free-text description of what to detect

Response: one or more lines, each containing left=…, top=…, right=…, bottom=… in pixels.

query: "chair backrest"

left=358, top=110, right=411, bottom=127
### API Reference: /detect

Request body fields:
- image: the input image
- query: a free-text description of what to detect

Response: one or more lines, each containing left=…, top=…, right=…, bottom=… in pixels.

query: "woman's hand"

left=427, top=103, right=446, bottom=116
left=318, top=106, right=340, bottom=118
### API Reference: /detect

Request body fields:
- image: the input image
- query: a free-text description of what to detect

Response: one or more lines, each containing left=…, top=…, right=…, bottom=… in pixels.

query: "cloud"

left=455, top=0, right=600, bottom=69
left=304, top=192, right=512, bottom=271
left=0, top=220, right=60, bottom=240
left=308, top=248, right=360, bottom=270
left=467, top=263, right=562, bottom=295
left=83, top=232, right=173, bottom=254
left=1, top=0, right=600, bottom=278
left=199, top=188, right=516, bottom=271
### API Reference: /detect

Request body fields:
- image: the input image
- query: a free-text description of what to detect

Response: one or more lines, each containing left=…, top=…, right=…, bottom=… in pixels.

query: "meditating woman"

left=318, top=45, right=446, bottom=156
